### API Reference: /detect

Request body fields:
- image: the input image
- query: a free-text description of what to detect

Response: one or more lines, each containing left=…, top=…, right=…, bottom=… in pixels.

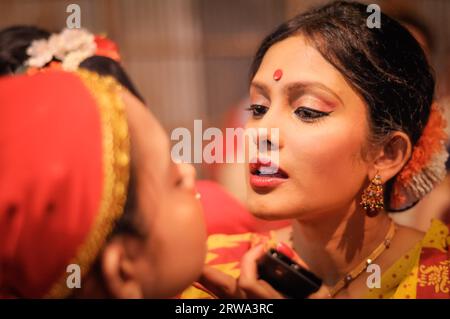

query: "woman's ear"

left=100, top=237, right=144, bottom=299
left=371, top=131, right=412, bottom=181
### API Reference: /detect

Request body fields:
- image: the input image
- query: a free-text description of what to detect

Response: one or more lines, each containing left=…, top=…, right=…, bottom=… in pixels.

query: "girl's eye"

left=246, top=104, right=268, bottom=118
left=294, top=106, right=331, bottom=122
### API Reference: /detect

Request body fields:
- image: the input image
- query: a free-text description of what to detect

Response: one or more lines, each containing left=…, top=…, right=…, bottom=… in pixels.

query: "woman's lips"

left=249, top=161, right=288, bottom=190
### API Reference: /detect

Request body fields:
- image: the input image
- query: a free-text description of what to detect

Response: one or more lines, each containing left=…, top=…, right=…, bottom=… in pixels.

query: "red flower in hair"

left=94, top=35, right=121, bottom=62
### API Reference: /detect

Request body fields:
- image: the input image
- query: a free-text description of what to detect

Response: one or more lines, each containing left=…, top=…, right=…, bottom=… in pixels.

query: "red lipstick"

left=249, top=159, right=288, bottom=190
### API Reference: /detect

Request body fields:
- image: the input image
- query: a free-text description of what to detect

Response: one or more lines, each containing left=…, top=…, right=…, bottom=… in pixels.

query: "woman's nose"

left=251, top=127, right=280, bottom=153
left=250, top=108, right=283, bottom=152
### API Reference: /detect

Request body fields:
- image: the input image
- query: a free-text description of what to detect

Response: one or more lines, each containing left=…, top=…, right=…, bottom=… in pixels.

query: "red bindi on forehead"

left=273, top=69, right=283, bottom=81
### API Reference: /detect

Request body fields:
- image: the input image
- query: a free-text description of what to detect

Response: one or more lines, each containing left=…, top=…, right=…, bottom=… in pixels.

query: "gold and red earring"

left=360, top=173, right=384, bottom=216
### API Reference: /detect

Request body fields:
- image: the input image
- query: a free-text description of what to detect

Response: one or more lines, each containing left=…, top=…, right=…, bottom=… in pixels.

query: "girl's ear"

left=371, top=131, right=412, bottom=181
left=99, top=237, right=143, bottom=299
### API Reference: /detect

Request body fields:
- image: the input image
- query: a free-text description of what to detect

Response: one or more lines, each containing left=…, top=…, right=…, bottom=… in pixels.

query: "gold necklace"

left=290, top=219, right=396, bottom=298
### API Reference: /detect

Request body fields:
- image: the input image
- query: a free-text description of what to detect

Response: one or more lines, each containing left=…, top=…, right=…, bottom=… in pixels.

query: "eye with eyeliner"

left=246, top=104, right=268, bottom=118
left=245, top=103, right=333, bottom=122
left=293, top=106, right=332, bottom=123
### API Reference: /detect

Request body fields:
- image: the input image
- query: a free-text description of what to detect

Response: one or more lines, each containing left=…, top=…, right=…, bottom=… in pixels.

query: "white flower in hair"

left=26, top=39, right=55, bottom=68
left=54, top=28, right=96, bottom=60
left=46, top=33, right=65, bottom=60
left=25, top=28, right=96, bottom=70
left=62, top=50, right=94, bottom=71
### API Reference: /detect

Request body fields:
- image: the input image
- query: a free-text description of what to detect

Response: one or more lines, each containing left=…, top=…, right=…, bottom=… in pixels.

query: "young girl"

left=0, top=69, right=207, bottom=298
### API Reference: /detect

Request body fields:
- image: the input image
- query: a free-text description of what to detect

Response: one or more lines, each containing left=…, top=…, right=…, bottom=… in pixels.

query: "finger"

left=239, top=244, right=266, bottom=285
left=238, top=244, right=284, bottom=298
left=198, top=266, right=242, bottom=299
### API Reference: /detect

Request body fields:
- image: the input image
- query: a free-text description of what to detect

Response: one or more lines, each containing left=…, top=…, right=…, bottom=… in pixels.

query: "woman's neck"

left=291, top=201, right=392, bottom=287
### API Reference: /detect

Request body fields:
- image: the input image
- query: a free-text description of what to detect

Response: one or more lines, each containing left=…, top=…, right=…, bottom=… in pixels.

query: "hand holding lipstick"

left=197, top=242, right=329, bottom=299
left=198, top=244, right=285, bottom=299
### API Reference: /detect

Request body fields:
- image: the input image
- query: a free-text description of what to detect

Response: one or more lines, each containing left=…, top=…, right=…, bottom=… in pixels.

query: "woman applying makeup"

left=183, top=1, right=449, bottom=299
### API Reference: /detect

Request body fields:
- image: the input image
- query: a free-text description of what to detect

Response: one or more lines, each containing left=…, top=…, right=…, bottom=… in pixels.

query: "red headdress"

left=0, top=70, right=129, bottom=298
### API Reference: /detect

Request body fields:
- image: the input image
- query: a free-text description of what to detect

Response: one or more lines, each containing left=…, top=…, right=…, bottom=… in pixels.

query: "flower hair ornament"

left=23, top=28, right=121, bottom=73
left=389, top=103, right=449, bottom=211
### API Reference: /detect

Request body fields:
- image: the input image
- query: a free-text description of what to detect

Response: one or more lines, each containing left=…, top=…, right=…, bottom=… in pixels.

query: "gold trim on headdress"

left=45, top=70, right=130, bottom=298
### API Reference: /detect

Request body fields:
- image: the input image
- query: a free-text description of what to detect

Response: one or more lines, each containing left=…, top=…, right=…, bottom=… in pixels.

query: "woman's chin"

left=247, top=195, right=296, bottom=220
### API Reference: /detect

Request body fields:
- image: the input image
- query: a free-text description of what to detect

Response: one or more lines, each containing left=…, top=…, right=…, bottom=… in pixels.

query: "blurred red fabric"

left=196, top=180, right=290, bottom=235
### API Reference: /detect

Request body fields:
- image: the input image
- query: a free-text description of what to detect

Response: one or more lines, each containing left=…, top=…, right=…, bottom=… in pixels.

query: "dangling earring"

left=360, top=173, right=384, bottom=216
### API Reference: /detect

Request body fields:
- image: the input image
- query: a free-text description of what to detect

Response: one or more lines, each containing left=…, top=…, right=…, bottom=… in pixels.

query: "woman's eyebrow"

left=286, top=82, right=343, bottom=104
left=250, top=81, right=271, bottom=99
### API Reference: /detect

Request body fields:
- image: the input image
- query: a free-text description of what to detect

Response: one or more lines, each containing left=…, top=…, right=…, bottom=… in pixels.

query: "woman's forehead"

left=252, top=36, right=351, bottom=103
left=255, top=36, right=343, bottom=85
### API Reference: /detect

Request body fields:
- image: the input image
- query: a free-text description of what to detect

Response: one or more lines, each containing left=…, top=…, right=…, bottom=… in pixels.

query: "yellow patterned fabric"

left=181, top=232, right=274, bottom=299
left=182, top=219, right=450, bottom=299
left=366, top=219, right=449, bottom=299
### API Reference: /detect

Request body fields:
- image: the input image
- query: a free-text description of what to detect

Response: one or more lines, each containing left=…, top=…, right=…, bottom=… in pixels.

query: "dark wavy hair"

left=0, top=25, right=50, bottom=75
left=249, top=1, right=435, bottom=211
